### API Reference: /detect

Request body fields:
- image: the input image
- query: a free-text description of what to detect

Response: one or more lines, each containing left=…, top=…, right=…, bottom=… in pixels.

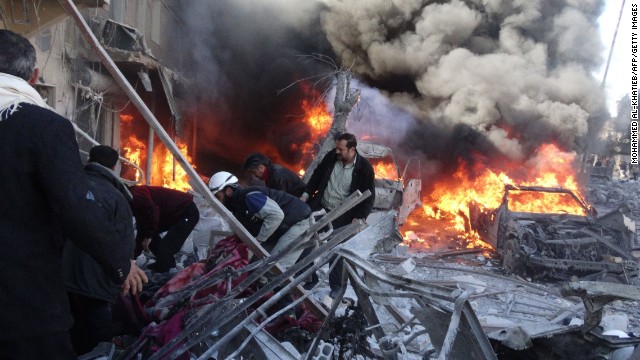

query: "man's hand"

left=141, top=237, right=152, bottom=252
left=122, top=260, right=148, bottom=295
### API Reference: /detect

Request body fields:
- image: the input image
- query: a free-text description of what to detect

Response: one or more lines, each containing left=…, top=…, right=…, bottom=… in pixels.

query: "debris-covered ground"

left=83, top=175, right=640, bottom=360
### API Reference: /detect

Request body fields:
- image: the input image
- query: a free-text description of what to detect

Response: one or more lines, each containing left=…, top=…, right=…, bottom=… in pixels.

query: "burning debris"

left=400, top=143, right=585, bottom=251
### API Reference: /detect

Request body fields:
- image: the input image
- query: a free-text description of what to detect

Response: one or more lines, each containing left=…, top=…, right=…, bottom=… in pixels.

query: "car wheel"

left=503, top=239, right=523, bottom=275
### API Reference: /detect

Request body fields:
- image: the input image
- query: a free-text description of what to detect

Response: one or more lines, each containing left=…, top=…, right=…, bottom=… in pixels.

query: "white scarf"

left=0, top=73, right=49, bottom=120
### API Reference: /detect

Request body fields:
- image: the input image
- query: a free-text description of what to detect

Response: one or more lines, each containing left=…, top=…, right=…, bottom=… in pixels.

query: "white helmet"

left=208, top=171, right=239, bottom=194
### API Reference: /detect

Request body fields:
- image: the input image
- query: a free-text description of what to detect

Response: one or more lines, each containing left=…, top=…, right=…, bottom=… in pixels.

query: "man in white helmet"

left=209, top=171, right=312, bottom=269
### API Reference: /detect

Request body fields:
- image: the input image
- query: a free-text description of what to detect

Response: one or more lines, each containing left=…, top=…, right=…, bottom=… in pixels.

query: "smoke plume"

left=176, top=0, right=609, bottom=177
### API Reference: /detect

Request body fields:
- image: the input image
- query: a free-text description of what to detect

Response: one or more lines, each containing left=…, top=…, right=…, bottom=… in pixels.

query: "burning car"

left=357, top=141, right=421, bottom=225
left=469, top=184, right=639, bottom=282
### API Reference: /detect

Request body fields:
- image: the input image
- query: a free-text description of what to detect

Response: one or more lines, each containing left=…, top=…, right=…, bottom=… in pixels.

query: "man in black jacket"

left=0, top=30, right=144, bottom=359
left=301, top=133, right=376, bottom=296
left=63, top=145, right=147, bottom=355
left=242, top=152, right=306, bottom=197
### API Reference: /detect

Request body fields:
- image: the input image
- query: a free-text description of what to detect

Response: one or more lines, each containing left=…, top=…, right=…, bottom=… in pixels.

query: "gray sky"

left=597, top=0, right=631, bottom=116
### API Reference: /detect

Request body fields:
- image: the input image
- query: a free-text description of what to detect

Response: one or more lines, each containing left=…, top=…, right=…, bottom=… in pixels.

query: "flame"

left=372, top=161, right=399, bottom=179
left=295, top=85, right=333, bottom=169
left=119, top=114, right=195, bottom=192
left=156, top=141, right=193, bottom=192
left=123, top=137, right=145, bottom=181
left=402, top=143, right=586, bottom=252
left=302, top=97, right=332, bottom=136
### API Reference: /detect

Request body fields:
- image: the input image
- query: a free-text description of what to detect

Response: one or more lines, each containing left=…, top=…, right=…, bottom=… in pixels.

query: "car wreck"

left=356, top=141, right=421, bottom=226
left=468, top=184, right=640, bottom=283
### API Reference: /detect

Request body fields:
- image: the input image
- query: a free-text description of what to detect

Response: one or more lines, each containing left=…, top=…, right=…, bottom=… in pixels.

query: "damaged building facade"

left=1, top=0, right=190, bottom=184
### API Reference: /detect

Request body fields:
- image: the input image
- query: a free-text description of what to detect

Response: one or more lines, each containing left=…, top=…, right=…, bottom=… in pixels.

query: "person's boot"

left=303, top=272, right=318, bottom=290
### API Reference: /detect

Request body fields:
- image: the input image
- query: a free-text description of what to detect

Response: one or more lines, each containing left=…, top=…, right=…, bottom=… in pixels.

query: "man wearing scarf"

left=0, top=29, right=145, bottom=359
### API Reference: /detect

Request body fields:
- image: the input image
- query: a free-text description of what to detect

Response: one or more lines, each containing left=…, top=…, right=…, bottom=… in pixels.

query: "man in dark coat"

left=301, top=133, right=376, bottom=296
left=130, top=185, right=200, bottom=272
left=302, top=133, right=376, bottom=226
left=63, top=145, right=145, bottom=355
left=0, top=29, right=144, bottom=359
left=242, top=152, right=306, bottom=197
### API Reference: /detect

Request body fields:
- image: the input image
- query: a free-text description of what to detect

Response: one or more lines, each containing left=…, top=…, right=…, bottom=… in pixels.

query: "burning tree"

left=302, top=69, right=360, bottom=181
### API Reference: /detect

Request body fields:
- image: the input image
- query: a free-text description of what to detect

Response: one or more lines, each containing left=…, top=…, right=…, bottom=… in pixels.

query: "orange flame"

left=119, top=114, right=195, bottom=192
left=402, top=143, right=585, bottom=251
left=372, top=161, right=399, bottom=179
left=155, top=141, right=193, bottom=192
left=294, top=86, right=333, bottom=169
left=302, top=97, right=332, bottom=136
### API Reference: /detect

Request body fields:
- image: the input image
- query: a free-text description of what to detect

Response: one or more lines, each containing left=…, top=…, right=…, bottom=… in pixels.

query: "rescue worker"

left=242, top=152, right=306, bottom=197
left=209, top=171, right=311, bottom=269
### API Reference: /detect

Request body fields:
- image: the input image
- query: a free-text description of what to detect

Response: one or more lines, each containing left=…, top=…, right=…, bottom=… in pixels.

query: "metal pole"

left=601, top=0, right=626, bottom=89
left=146, top=127, right=154, bottom=185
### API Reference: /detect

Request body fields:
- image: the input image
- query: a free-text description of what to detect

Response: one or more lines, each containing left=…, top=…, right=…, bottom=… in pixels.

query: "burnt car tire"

left=502, top=239, right=525, bottom=275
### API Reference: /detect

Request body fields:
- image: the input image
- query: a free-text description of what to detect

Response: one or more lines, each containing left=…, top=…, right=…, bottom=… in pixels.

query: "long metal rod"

left=601, top=0, right=626, bottom=89
left=58, top=0, right=328, bottom=317
left=146, top=127, right=153, bottom=184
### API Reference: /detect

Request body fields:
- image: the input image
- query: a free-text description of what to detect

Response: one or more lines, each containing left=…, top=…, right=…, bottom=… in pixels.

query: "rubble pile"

left=82, top=176, right=640, bottom=360
left=587, top=178, right=640, bottom=221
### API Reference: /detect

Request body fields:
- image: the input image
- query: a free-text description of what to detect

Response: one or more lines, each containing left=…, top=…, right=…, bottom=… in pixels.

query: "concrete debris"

left=87, top=174, right=640, bottom=359
left=452, top=275, right=487, bottom=294
left=393, top=257, right=416, bottom=275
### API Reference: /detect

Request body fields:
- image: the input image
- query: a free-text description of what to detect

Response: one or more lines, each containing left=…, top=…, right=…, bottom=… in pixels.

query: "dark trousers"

left=149, top=203, right=200, bottom=272
left=68, top=292, right=113, bottom=355
left=327, top=213, right=353, bottom=294
left=296, top=207, right=354, bottom=294
left=0, top=331, right=76, bottom=360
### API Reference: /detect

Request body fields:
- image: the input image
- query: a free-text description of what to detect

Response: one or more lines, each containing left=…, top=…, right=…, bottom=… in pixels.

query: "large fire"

left=402, top=143, right=586, bottom=252
left=119, top=114, right=195, bottom=192
left=294, top=87, right=333, bottom=167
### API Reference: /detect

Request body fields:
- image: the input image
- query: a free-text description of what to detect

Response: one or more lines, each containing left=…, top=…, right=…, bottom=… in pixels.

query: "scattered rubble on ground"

left=83, top=177, right=640, bottom=360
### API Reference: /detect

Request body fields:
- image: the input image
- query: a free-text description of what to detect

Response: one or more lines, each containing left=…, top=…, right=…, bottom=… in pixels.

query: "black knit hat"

left=242, top=153, right=271, bottom=170
left=89, top=145, right=119, bottom=169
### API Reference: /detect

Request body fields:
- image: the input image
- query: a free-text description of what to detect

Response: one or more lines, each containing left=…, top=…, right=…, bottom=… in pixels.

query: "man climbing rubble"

left=130, top=185, right=200, bottom=273
left=301, top=132, right=376, bottom=297
left=209, top=171, right=312, bottom=269
left=0, top=29, right=144, bottom=359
